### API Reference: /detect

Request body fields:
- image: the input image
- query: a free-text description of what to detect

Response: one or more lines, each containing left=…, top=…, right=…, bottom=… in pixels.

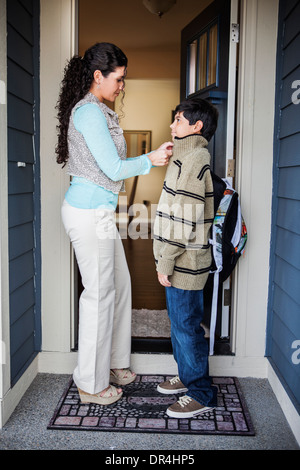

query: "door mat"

left=48, top=375, right=255, bottom=436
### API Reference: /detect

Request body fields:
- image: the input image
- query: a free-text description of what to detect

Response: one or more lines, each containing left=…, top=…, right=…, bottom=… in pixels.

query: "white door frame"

left=220, top=0, right=240, bottom=344
left=40, top=0, right=78, bottom=354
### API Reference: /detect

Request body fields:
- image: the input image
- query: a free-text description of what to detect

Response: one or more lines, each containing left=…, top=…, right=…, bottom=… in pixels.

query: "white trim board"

left=38, top=351, right=268, bottom=379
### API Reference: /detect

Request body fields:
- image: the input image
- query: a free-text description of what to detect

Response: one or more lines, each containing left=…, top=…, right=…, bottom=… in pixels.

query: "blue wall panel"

left=7, top=0, right=41, bottom=387
left=267, top=0, right=300, bottom=414
left=7, top=128, right=34, bottom=163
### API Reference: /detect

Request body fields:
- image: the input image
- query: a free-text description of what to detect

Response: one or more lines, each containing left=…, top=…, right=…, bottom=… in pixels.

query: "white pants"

left=61, top=200, right=132, bottom=394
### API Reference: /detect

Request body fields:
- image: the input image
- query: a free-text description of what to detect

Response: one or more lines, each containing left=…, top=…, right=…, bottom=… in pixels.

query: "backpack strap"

left=208, top=173, right=227, bottom=355
left=209, top=271, right=220, bottom=355
left=209, top=220, right=223, bottom=355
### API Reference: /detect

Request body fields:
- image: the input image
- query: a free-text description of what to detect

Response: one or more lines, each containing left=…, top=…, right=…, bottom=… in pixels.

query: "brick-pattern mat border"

left=48, top=375, right=255, bottom=435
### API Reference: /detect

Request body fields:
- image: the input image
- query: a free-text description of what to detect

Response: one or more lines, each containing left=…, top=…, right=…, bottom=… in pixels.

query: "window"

left=187, top=20, right=219, bottom=96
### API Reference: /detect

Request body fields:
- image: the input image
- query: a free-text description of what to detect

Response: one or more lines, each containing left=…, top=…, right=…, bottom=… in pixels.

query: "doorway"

left=74, top=0, right=239, bottom=355
left=120, top=130, right=171, bottom=353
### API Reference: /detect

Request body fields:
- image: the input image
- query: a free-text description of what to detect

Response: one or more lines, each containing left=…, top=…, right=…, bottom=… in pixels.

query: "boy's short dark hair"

left=175, top=98, right=219, bottom=142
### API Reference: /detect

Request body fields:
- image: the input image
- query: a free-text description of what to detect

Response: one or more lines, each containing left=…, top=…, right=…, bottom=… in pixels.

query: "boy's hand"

left=157, top=272, right=171, bottom=287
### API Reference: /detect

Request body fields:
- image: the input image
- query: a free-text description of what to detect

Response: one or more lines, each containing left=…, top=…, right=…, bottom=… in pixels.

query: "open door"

left=180, top=0, right=239, bottom=354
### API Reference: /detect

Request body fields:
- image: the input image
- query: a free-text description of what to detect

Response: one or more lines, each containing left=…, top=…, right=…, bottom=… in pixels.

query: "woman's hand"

left=148, top=142, right=173, bottom=166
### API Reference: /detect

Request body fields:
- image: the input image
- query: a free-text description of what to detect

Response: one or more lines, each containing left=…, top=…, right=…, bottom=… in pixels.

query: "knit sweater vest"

left=153, top=134, right=214, bottom=290
left=67, top=92, right=126, bottom=193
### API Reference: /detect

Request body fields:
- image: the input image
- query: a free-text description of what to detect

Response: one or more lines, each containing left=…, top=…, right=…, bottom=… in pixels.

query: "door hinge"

left=231, top=23, right=239, bottom=43
left=227, top=159, right=235, bottom=178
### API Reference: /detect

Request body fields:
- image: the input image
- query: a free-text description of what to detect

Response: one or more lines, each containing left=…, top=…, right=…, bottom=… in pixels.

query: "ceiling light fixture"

left=143, top=0, right=177, bottom=18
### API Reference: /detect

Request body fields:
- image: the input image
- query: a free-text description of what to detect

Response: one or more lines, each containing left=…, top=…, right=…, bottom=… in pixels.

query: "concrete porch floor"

left=0, top=373, right=298, bottom=451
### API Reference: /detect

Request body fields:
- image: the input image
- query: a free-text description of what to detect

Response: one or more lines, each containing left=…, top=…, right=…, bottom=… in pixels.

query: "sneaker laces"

left=170, top=376, right=181, bottom=385
left=177, top=395, right=193, bottom=408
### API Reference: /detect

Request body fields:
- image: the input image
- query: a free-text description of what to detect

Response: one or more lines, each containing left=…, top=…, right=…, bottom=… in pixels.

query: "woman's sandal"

left=110, top=368, right=137, bottom=385
left=78, top=384, right=123, bottom=405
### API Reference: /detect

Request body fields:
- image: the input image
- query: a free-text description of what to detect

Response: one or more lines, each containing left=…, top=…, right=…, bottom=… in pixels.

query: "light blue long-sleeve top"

left=65, top=103, right=152, bottom=210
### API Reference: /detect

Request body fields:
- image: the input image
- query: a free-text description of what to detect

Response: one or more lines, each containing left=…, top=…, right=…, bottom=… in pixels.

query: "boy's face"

left=170, top=112, right=203, bottom=141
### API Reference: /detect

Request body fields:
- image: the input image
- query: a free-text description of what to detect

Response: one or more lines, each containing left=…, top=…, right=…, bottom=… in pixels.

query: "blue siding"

left=267, top=0, right=300, bottom=413
left=7, top=0, right=41, bottom=387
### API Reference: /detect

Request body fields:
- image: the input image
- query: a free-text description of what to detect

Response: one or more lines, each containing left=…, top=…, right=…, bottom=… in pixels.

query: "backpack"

left=208, top=172, right=247, bottom=355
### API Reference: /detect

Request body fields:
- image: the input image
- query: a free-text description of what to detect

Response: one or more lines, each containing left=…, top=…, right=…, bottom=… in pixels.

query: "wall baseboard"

left=0, top=355, right=38, bottom=428
left=267, top=361, right=300, bottom=446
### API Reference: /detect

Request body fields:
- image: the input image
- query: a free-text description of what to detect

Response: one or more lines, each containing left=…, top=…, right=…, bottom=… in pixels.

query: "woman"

left=56, top=42, right=172, bottom=405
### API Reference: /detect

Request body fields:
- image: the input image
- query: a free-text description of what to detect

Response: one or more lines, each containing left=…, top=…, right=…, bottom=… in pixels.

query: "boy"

left=153, top=98, right=218, bottom=418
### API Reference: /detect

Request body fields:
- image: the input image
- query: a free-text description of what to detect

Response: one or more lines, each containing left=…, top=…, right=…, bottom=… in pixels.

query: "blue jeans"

left=165, top=286, right=217, bottom=407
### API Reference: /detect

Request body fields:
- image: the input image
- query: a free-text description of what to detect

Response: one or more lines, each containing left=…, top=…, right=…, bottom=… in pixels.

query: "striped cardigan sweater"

left=153, top=134, right=214, bottom=290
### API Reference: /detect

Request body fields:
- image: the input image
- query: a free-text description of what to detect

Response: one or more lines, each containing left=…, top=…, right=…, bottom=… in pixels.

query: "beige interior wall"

left=117, top=46, right=180, bottom=80
left=78, top=0, right=213, bottom=80
left=115, top=79, right=180, bottom=211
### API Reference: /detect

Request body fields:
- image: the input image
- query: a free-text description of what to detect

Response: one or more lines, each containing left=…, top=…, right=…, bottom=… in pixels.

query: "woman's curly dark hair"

left=55, top=42, right=128, bottom=166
